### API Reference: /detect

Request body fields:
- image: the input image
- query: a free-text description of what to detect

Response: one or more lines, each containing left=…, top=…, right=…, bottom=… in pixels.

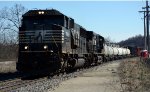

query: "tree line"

left=118, top=34, right=144, bottom=48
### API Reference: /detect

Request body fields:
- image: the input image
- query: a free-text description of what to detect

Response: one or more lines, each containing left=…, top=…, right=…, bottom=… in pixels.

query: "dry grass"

left=118, top=57, right=150, bottom=92
left=0, top=61, right=16, bottom=73
left=0, top=59, right=16, bottom=62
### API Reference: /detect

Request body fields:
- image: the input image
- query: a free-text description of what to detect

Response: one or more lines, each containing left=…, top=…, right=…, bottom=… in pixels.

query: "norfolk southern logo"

left=35, top=31, right=42, bottom=43
left=66, top=31, right=70, bottom=37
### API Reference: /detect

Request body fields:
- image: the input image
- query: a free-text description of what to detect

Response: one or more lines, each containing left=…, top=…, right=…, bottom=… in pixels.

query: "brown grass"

left=118, top=57, right=150, bottom=92
left=0, top=61, right=16, bottom=73
left=0, top=59, right=17, bottom=62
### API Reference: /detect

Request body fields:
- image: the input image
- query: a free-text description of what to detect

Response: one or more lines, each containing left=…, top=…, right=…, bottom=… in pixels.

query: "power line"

left=139, top=0, right=150, bottom=54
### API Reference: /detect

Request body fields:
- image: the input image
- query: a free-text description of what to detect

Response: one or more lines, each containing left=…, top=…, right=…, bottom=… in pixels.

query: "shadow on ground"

left=0, top=72, right=21, bottom=81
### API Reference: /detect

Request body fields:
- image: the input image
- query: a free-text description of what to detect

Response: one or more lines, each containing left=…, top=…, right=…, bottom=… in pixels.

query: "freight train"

left=16, top=9, right=130, bottom=74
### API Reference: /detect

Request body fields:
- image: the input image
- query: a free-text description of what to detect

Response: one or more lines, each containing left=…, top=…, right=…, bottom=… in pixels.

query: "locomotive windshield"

left=22, top=15, right=64, bottom=30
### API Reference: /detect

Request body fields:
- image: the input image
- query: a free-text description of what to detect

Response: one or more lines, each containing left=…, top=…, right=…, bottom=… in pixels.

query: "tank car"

left=103, top=44, right=114, bottom=61
left=103, top=43, right=131, bottom=61
left=113, top=46, right=119, bottom=59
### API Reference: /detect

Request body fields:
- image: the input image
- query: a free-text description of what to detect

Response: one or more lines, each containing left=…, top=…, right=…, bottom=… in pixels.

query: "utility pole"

left=139, top=0, right=150, bottom=53
left=144, top=12, right=147, bottom=50
left=146, top=0, right=149, bottom=53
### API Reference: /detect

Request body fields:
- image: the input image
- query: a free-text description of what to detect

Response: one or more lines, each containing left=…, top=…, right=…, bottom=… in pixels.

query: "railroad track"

left=0, top=67, right=94, bottom=92
left=0, top=76, right=48, bottom=92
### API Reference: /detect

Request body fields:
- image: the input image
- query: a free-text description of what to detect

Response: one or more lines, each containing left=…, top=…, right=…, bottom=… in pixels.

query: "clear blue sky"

left=0, top=1, right=146, bottom=42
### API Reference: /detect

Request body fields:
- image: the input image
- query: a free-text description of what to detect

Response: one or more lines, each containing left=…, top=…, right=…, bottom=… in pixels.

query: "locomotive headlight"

left=24, top=46, right=28, bottom=50
left=44, top=45, right=48, bottom=50
left=38, top=11, right=42, bottom=14
left=41, top=11, right=44, bottom=14
left=38, top=11, right=44, bottom=14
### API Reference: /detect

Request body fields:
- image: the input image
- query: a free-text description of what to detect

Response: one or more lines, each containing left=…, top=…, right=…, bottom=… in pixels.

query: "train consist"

left=16, top=9, right=130, bottom=74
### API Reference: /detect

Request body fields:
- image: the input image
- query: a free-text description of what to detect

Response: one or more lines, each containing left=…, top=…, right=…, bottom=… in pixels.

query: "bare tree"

left=0, top=4, right=27, bottom=60
left=0, top=4, right=27, bottom=44
left=0, top=4, right=26, bottom=32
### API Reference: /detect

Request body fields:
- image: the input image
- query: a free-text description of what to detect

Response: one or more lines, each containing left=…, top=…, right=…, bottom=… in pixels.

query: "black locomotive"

left=16, top=9, right=104, bottom=74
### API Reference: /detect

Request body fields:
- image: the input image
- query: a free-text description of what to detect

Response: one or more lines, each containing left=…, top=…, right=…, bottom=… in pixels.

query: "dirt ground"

left=50, top=60, right=122, bottom=92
